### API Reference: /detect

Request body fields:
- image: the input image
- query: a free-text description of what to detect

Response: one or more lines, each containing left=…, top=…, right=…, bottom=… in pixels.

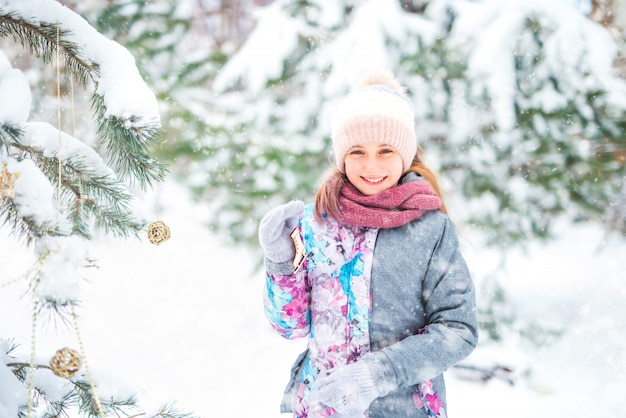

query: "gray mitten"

left=258, top=200, right=304, bottom=264
left=306, top=353, right=396, bottom=416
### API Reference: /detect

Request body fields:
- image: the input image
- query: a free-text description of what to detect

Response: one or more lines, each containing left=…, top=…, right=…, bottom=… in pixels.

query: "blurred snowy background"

left=1, top=0, right=626, bottom=417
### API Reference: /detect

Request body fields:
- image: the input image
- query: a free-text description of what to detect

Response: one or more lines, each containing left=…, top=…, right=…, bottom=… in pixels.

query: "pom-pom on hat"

left=331, top=70, right=417, bottom=172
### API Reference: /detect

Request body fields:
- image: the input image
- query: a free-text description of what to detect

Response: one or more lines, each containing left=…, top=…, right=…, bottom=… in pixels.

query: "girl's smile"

left=362, top=176, right=385, bottom=183
left=344, top=142, right=404, bottom=195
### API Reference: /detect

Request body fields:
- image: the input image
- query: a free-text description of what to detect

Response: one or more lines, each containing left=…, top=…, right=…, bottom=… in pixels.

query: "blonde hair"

left=314, top=146, right=447, bottom=221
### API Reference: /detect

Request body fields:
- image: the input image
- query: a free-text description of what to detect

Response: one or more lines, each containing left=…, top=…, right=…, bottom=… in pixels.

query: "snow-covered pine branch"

left=0, top=2, right=180, bottom=416
left=0, top=0, right=167, bottom=188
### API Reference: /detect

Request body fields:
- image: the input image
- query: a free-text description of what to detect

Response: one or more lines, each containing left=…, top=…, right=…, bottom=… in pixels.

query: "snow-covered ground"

left=1, top=180, right=625, bottom=417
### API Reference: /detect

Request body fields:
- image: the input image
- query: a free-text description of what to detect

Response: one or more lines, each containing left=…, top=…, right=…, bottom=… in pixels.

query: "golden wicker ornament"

left=50, top=347, right=82, bottom=378
left=148, top=220, right=171, bottom=245
left=0, top=161, right=20, bottom=199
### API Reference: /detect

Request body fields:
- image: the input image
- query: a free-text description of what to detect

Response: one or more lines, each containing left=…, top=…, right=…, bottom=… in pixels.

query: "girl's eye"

left=379, top=148, right=394, bottom=154
left=348, top=149, right=364, bottom=155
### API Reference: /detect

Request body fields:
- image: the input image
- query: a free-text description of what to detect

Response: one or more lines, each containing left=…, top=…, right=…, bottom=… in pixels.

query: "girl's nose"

left=364, top=154, right=380, bottom=168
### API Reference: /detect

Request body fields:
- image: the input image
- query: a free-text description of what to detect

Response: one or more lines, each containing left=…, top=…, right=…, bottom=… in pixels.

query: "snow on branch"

left=0, top=0, right=167, bottom=188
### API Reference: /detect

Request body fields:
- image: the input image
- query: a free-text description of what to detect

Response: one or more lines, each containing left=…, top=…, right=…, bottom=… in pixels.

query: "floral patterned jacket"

left=264, top=201, right=478, bottom=417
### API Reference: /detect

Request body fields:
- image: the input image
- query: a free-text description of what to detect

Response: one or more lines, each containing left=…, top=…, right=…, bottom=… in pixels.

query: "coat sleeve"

left=263, top=227, right=311, bottom=340
left=380, top=216, right=479, bottom=388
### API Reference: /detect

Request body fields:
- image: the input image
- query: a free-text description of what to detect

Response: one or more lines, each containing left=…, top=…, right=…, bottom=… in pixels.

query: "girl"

left=259, top=70, right=478, bottom=417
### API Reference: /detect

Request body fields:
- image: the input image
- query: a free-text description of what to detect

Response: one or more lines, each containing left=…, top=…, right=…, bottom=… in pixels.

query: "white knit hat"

left=331, top=70, right=417, bottom=172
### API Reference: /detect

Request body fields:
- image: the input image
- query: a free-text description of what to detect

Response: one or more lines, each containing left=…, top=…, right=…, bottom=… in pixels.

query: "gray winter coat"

left=264, top=175, right=478, bottom=417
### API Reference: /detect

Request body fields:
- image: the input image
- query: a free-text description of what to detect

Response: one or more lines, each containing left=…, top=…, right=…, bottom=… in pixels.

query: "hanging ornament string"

left=71, top=306, right=105, bottom=416
left=55, top=21, right=62, bottom=226
left=26, top=21, right=63, bottom=418
left=69, top=68, right=84, bottom=211
left=25, top=270, right=39, bottom=417
left=20, top=22, right=107, bottom=418
left=53, top=21, right=105, bottom=418
left=23, top=246, right=59, bottom=417
left=26, top=19, right=65, bottom=417
left=0, top=246, right=56, bottom=289
left=0, top=229, right=23, bottom=291
left=0, top=275, right=22, bottom=289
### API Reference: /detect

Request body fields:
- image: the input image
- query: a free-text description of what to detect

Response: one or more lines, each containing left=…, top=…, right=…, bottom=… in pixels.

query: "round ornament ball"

left=50, top=347, right=82, bottom=378
left=148, top=220, right=171, bottom=245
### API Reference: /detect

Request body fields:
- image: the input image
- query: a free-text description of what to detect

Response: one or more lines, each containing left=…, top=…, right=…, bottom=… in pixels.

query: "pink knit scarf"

left=338, top=180, right=442, bottom=228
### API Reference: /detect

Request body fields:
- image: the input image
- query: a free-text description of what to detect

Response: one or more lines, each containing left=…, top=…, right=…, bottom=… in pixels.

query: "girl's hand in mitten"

left=307, top=353, right=396, bottom=416
left=258, top=200, right=304, bottom=263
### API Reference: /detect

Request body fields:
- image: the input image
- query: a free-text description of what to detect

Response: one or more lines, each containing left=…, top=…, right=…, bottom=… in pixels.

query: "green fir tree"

left=184, top=0, right=626, bottom=347
left=0, top=2, right=195, bottom=417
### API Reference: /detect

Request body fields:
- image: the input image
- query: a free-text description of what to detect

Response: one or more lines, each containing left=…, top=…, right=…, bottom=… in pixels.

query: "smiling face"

left=344, top=141, right=405, bottom=196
